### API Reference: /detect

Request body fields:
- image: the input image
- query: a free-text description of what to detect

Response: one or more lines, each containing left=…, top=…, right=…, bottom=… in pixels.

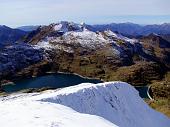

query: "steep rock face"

left=0, top=44, right=45, bottom=80
left=23, top=21, right=84, bottom=44
left=140, top=34, right=170, bottom=68
left=0, top=82, right=169, bottom=127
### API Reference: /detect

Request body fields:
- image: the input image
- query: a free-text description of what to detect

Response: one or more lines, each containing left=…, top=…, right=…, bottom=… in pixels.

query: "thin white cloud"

left=0, top=0, right=169, bottom=27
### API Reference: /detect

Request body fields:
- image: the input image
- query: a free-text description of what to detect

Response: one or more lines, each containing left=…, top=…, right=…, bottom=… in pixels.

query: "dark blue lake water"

left=135, top=86, right=149, bottom=98
left=2, top=73, right=102, bottom=93
left=2, top=73, right=149, bottom=98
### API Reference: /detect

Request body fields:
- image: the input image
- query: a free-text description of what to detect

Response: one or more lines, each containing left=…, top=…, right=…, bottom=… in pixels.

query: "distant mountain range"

left=0, top=25, right=27, bottom=47
left=86, top=23, right=170, bottom=37
left=15, top=22, right=170, bottom=36
left=1, top=22, right=170, bottom=46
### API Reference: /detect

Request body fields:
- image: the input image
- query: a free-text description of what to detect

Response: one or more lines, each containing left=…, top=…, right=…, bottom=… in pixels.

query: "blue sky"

left=0, top=0, right=170, bottom=27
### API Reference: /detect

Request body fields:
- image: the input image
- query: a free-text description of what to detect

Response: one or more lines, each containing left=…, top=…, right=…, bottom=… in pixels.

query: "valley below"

left=1, top=72, right=150, bottom=100
left=0, top=21, right=170, bottom=123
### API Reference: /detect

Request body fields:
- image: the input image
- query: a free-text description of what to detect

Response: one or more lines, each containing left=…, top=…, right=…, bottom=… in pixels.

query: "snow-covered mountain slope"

left=0, top=97, right=116, bottom=127
left=24, top=21, right=136, bottom=50
left=53, top=21, right=83, bottom=32
left=23, top=21, right=170, bottom=68
left=35, top=29, right=109, bottom=50
left=0, top=82, right=169, bottom=127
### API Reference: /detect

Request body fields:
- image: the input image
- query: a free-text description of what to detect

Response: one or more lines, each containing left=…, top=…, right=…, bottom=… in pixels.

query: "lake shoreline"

left=1, top=72, right=102, bottom=93
left=2, top=71, right=153, bottom=100
left=57, top=71, right=105, bottom=82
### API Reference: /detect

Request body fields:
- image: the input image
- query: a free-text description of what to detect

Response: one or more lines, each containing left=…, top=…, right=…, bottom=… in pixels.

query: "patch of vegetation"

left=146, top=99, right=170, bottom=118
left=150, top=72, right=170, bottom=99
left=105, top=62, right=165, bottom=86
left=145, top=72, right=170, bottom=117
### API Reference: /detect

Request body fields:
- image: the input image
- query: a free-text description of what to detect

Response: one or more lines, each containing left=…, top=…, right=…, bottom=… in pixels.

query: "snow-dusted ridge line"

left=34, top=21, right=137, bottom=52
left=35, top=81, right=132, bottom=98
left=0, top=82, right=169, bottom=127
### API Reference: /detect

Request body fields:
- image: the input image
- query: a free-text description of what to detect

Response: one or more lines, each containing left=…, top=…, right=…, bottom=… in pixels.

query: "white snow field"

left=0, top=82, right=169, bottom=127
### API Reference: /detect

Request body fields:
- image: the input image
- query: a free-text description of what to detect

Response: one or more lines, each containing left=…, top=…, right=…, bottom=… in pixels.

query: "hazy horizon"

left=0, top=0, right=170, bottom=27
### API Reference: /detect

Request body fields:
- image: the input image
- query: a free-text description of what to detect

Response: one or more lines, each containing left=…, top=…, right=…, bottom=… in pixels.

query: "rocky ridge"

left=0, top=21, right=170, bottom=86
left=20, top=21, right=170, bottom=85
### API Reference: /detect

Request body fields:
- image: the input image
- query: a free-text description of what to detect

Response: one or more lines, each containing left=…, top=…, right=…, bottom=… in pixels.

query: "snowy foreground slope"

left=0, top=82, right=170, bottom=127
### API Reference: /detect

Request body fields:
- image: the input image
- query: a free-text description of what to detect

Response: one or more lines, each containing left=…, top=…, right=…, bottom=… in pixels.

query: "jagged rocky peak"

left=53, top=21, right=84, bottom=32
left=0, top=25, right=10, bottom=29
left=0, top=25, right=27, bottom=46
left=30, top=21, right=135, bottom=43
left=21, top=21, right=170, bottom=69
left=23, top=21, right=90, bottom=44
left=24, top=21, right=137, bottom=45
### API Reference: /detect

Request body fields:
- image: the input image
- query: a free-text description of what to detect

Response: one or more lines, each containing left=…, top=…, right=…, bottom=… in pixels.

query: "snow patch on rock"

left=104, top=30, right=137, bottom=43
